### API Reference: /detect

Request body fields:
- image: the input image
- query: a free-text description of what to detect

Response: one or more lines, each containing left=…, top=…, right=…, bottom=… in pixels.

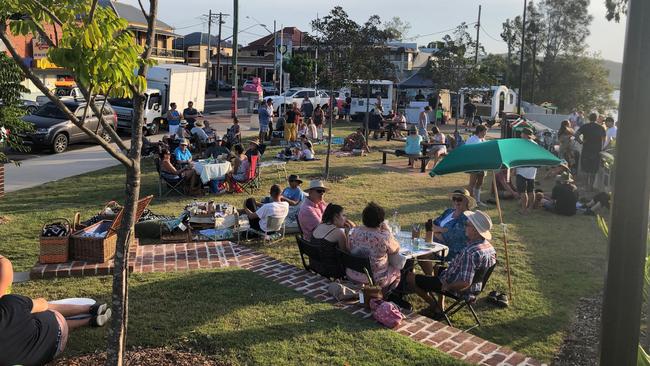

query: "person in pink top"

left=347, top=202, right=401, bottom=293
left=298, top=180, right=329, bottom=240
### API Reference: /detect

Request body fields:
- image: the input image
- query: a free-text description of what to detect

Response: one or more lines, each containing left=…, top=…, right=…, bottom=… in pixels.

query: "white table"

left=259, top=160, right=288, bottom=181
left=194, top=160, right=231, bottom=184
left=395, top=231, right=447, bottom=259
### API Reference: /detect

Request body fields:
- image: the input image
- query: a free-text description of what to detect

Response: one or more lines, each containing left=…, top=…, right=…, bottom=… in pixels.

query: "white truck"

left=109, top=64, right=206, bottom=135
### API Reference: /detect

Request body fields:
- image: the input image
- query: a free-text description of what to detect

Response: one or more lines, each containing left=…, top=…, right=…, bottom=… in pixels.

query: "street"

left=204, top=95, right=248, bottom=114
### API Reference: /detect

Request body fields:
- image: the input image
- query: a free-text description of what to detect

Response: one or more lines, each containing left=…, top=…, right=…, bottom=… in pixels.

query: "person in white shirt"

left=466, top=125, right=488, bottom=207
left=190, top=120, right=209, bottom=143
left=418, top=106, right=431, bottom=138
left=515, top=128, right=538, bottom=214
left=243, top=184, right=290, bottom=234
left=604, top=117, right=617, bottom=148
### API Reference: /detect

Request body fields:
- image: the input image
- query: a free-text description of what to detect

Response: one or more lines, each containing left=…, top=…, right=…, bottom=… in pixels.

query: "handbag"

left=370, top=298, right=404, bottom=328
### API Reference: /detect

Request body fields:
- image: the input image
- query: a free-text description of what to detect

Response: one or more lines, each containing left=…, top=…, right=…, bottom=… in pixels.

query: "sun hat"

left=306, top=180, right=328, bottom=191
left=179, top=120, right=188, bottom=127
left=249, top=138, right=261, bottom=146
left=288, top=174, right=303, bottom=184
left=463, top=210, right=493, bottom=240
left=449, top=189, right=477, bottom=210
left=194, top=120, right=205, bottom=128
left=558, top=171, right=574, bottom=183
left=179, top=138, right=190, bottom=146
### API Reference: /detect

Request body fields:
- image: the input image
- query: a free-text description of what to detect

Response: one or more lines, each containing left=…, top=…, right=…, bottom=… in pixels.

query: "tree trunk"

left=364, top=79, right=370, bottom=141
left=324, top=87, right=334, bottom=179
left=105, top=94, right=145, bottom=366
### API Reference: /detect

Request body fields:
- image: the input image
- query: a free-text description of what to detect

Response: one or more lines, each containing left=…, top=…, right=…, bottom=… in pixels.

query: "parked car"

left=0, top=99, right=39, bottom=114
left=20, top=98, right=117, bottom=153
left=266, top=88, right=329, bottom=115
left=207, top=79, right=232, bottom=91
left=261, top=82, right=278, bottom=96
left=36, top=85, right=83, bottom=105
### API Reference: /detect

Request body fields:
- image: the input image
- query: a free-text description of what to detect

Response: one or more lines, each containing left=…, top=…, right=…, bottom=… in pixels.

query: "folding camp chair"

left=247, top=215, right=286, bottom=244
left=337, top=247, right=374, bottom=283
left=296, top=236, right=344, bottom=280
left=432, top=261, right=497, bottom=331
left=239, top=154, right=261, bottom=194
left=155, top=158, right=186, bottom=197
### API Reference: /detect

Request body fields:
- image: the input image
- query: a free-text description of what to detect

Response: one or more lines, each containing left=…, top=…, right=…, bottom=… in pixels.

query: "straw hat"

left=464, top=210, right=493, bottom=240
left=557, top=171, right=574, bottom=183
left=306, top=180, right=328, bottom=191
left=179, top=138, right=190, bottom=146
left=194, top=120, right=205, bottom=128
left=449, top=189, right=477, bottom=210
left=249, top=138, right=261, bottom=146
left=179, top=120, right=188, bottom=127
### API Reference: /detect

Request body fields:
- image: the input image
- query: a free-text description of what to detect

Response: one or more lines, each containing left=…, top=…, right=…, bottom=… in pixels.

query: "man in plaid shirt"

left=408, top=210, right=496, bottom=310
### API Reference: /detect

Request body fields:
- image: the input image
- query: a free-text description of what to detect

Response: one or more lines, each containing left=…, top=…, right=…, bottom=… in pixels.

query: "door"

left=145, top=93, right=162, bottom=125
left=72, top=106, right=93, bottom=142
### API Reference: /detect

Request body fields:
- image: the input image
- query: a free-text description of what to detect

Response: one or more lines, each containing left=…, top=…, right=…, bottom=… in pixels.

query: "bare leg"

left=66, top=317, right=91, bottom=330
left=468, top=174, right=477, bottom=197
left=520, top=192, right=529, bottom=213
left=407, top=273, right=436, bottom=306
left=48, top=303, right=91, bottom=317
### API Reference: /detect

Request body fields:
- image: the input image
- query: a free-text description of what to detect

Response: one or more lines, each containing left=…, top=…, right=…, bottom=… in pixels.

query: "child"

left=306, top=118, right=318, bottom=141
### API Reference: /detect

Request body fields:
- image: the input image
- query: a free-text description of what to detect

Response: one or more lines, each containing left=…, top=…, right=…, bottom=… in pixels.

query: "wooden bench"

left=379, top=149, right=430, bottom=173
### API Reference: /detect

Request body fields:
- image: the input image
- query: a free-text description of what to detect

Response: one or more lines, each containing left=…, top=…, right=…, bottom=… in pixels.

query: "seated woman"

left=342, top=128, right=371, bottom=153
left=430, top=189, right=476, bottom=263
left=396, top=126, right=423, bottom=168
left=159, top=149, right=202, bottom=195
left=311, top=204, right=355, bottom=278
left=348, top=202, right=401, bottom=293
left=294, top=140, right=315, bottom=161
left=229, top=144, right=250, bottom=183
left=426, top=126, right=447, bottom=168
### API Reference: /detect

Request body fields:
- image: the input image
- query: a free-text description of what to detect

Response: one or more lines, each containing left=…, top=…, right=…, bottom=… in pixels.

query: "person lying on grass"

left=407, top=210, right=496, bottom=318
left=0, top=294, right=111, bottom=366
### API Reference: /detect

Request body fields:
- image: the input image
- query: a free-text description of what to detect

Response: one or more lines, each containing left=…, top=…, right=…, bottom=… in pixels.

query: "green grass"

left=0, top=122, right=608, bottom=362
left=14, top=269, right=463, bottom=365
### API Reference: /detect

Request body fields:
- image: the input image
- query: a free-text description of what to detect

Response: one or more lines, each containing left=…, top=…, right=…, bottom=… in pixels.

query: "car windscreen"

left=33, top=103, right=69, bottom=119
left=107, top=98, right=134, bottom=108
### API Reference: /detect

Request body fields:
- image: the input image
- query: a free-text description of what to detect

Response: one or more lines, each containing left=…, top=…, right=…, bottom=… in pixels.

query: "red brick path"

left=30, top=241, right=544, bottom=365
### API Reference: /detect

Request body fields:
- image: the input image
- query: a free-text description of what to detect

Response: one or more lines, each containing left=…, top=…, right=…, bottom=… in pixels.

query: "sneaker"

left=91, top=308, right=112, bottom=327
left=89, top=303, right=108, bottom=316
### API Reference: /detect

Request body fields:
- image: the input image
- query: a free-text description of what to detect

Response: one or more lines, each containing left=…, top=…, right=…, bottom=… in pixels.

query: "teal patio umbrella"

left=430, top=138, right=562, bottom=301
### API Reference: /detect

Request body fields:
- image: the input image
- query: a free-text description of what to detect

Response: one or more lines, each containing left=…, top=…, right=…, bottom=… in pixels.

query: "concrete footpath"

left=3, top=112, right=257, bottom=193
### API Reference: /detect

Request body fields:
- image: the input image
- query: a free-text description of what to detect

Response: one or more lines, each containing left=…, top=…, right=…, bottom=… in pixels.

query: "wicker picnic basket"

left=39, top=218, right=72, bottom=264
left=70, top=196, right=153, bottom=263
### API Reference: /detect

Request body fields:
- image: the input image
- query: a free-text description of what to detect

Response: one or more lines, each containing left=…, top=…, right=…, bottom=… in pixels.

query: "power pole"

left=474, top=5, right=481, bottom=66
left=517, top=0, right=527, bottom=114
left=530, top=36, right=536, bottom=104
left=215, top=12, right=228, bottom=97
left=206, top=9, right=212, bottom=81
left=231, top=0, right=238, bottom=118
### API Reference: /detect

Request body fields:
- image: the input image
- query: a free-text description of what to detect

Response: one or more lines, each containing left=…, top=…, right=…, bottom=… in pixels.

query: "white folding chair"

left=249, top=215, right=286, bottom=245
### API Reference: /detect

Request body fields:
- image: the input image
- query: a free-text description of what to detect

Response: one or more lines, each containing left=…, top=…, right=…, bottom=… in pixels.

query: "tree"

left=0, top=1, right=157, bottom=364
left=282, top=53, right=324, bottom=88
left=605, top=0, right=628, bottom=22
left=0, top=52, right=33, bottom=163
left=383, top=16, right=411, bottom=41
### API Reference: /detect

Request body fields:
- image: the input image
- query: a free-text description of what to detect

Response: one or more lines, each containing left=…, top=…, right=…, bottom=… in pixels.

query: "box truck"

left=109, top=64, right=206, bottom=135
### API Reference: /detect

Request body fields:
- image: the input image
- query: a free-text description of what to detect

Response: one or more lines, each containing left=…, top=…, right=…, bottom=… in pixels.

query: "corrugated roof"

left=99, top=0, right=174, bottom=30
left=174, top=32, right=233, bottom=49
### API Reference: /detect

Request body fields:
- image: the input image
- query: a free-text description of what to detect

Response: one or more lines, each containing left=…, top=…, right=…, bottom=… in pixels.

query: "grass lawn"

left=0, top=122, right=607, bottom=362
left=14, top=269, right=463, bottom=365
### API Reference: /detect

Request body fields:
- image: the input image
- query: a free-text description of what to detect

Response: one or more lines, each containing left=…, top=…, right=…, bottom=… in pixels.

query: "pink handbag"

left=370, top=298, right=404, bottom=328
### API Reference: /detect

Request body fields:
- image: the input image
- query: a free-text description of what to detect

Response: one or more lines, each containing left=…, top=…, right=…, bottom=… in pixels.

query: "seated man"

left=243, top=184, right=289, bottom=235
left=173, top=138, right=193, bottom=165
left=489, top=168, right=519, bottom=201
left=281, top=174, right=306, bottom=206
left=190, top=120, right=210, bottom=143
left=408, top=210, right=497, bottom=316
left=0, top=294, right=111, bottom=365
left=297, top=180, right=329, bottom=240
left=206, top=136, right=230, bottom=158
left=539, top=172, right=579, bottom=216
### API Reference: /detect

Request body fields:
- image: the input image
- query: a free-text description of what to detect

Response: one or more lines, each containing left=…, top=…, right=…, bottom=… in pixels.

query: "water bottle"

left=391, top=210, right=400, bottom=236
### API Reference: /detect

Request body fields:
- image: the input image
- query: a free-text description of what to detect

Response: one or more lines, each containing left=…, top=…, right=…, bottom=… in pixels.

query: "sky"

left=124, top=0, right=627, bottom=62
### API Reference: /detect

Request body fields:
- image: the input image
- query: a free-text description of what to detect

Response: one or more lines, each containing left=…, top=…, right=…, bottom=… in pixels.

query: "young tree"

left=282, top=53, right=324, bottom=88
left=605, top=0, right=628, bottom=22
left=383, top=16, right=411, bottom=41
left=0, top=52, right=33, bottom=164
left=0, top=1, right=158, bottom=364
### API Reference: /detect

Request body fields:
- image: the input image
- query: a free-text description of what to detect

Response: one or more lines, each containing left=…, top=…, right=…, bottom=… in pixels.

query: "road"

left=204, top=96, right=248, bottom=114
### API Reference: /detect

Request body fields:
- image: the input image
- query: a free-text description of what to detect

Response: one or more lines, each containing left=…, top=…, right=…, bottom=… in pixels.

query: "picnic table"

left=259, top=160, right=288, bottom=181
left=194, top=160, right=232, bottom=184
left=395, top=231, right=447, bottom=259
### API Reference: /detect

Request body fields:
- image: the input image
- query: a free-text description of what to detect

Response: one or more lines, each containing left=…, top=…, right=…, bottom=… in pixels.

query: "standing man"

left=344, top=92, right=352, bottom=121
left=297, top=180, right=328, bottom=240
left=258, top=98, right=273, bottom=142
left=604, top=117, right=618, bottom=149
left=575, top=113, right=606, bottom=190
left=183, top=101, right=199, bottom=128
left=515, top=128, right=538, bottom=214
left=301, top=95, right=314, bottom=120
left=568, top=109, right=579, bottom=128
left=418, top=106, right=431, bottom=138
left=466, top=125, right=488, bottom=206
left=166, top=102, right=181, bottom=137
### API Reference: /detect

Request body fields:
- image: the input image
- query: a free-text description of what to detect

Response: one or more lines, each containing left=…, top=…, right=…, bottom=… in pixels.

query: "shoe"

left=89, top=303, right=108, bottom=316
left=419, top=304, right=446, bottom=321
left=496, top=293, right=509, bottom=308
left=91, top=308, right=112, bottom=327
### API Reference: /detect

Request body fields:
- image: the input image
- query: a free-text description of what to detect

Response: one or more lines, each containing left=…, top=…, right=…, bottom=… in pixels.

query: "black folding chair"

left=296, top=236, right=344, bottom=280
left=433, top=261, right=497, bottom=331
left=336, top=247, right=374, bottom=283
left=155, top=158, right=186, bottom=197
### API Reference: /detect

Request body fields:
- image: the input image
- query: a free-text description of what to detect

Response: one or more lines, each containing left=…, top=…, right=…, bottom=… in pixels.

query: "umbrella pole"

left=492, top=171, right=514, bottom=303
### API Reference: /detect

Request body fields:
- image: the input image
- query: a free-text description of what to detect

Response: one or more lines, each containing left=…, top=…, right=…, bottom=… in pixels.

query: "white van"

left=349, top=80, right=394, bottom=120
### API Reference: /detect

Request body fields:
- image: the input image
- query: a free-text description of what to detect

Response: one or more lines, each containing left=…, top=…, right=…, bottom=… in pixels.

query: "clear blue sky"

left=125, top=0, right=627, bottom=62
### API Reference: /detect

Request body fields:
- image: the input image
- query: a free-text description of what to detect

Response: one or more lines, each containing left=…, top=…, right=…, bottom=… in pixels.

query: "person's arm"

left=337, top=229, right=349, bottom=252
left=31, top=297, right=49, bottom=313
left=0, top=255, right=13, bottom=296
left=281, top=194, right=299, bottom=206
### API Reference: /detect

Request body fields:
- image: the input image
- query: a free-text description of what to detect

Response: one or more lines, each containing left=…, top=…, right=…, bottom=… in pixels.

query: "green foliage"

left=282, top=53, right=323, bottom=88
left=0, top=53, right=33, bottom=163
left=383, top=16, right=411, bottom=41
left=606, top=0, right=628, bottom=22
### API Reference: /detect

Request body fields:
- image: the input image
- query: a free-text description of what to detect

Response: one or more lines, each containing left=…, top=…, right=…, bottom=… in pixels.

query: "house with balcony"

left=99, top=0, right=183, bottom=64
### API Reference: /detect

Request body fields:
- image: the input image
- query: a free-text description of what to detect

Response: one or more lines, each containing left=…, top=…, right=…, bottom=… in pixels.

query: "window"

left=148, top=94, right=161, bottom=109
left=306, top=91, right=316, bottom=98
left=295, top=91, right=308, bottom=98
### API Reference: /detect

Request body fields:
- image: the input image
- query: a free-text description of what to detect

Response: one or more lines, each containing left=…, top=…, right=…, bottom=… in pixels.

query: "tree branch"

left=76, top=82, right=128, bottom=151
left=137, top=0, right=150, bottom=21
left=30, top=0, right=63, bottom=26
left=87, top=0, right=99, bottom=26
left=30, top=20, right=55, bottom=48
left=0, top=28, right=132, bottom=167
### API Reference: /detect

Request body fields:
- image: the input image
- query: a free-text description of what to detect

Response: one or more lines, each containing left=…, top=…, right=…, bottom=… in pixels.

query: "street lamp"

left=245, top=16, right=277, bottom=92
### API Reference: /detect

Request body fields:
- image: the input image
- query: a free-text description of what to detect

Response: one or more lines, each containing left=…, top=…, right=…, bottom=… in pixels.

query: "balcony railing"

left=150, top=47, right=184, bottom=59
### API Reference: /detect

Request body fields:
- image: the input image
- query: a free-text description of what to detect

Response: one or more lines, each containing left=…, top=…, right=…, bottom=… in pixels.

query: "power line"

left=481, top=25, right=503, bottom=42
left=173, top=21, right=207, bottom=30
left=404, top=22, right=477, bottom=41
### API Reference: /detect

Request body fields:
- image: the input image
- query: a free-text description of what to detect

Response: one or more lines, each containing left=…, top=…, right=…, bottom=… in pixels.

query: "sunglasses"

left=314, top=189, right=326, bottom=194
left=452, top=196, right=465, bottom=202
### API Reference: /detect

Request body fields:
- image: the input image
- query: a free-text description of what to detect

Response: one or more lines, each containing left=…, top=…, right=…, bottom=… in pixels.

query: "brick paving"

left=30, top=241, right=544, bottom=365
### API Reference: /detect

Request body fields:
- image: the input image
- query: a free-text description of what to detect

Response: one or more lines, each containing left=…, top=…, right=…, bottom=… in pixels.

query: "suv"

left=267, top=88, right=329, bottom=115
left=21, top=98, right=117, bottom=153
left=261, top=82, right=278, bottom=96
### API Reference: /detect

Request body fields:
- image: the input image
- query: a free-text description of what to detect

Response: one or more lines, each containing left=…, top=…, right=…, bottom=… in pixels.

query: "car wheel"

left=52, top=133, right=69, bottom=153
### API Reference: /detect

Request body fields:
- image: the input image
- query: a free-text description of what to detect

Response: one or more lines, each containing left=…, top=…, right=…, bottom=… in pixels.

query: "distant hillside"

left=600, top=59, right=622, bottom=88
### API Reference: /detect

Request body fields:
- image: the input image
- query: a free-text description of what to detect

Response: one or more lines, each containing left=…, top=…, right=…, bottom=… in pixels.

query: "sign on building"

left=32, top=36, right=49, bottom=59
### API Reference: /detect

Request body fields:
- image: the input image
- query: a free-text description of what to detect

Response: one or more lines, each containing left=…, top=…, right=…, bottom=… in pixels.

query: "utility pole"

left=517, top=0, right=527, bottom=114
left=530, top=36, right=536, bottom=104
left=231, top=0, right=238, bottom=118
left=474, top=5, right=481, bottom=66
left=273, top=20, right=277, bottom=90
left=207, top=9, right=212, bottom=81
left=215, top=12, right=228, bottom=97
